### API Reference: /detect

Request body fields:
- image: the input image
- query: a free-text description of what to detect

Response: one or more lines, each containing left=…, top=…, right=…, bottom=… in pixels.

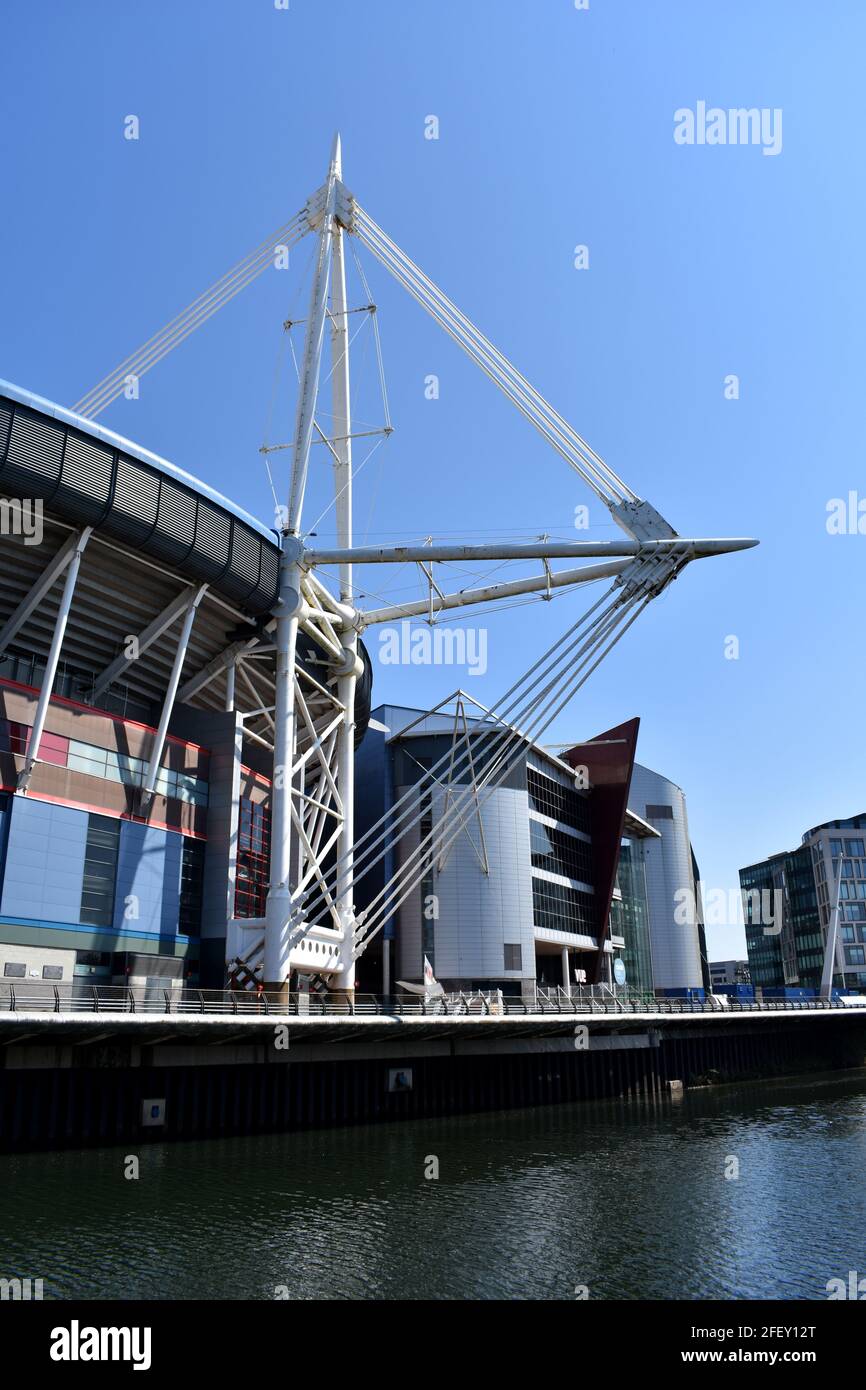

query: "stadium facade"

left=0, top=379, right=708, bottom=1000
left=0, top=380, right=371, bottom=994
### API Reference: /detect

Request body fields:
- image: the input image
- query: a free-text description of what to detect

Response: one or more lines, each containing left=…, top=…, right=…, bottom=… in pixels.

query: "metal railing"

left=0, top=981, right=860, bottom=1019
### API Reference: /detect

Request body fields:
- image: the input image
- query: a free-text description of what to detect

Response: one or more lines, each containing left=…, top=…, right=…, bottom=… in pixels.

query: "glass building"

left=741, top=814, right=866, bottom=992
left=610, top=830, right=655, bottom=994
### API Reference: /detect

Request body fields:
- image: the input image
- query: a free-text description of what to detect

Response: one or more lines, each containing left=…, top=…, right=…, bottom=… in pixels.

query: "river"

left=1, top=1070, right=864, bottom=1300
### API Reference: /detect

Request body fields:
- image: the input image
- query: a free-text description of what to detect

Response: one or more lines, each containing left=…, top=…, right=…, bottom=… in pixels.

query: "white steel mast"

left=252, top=135, right=759, bottom=999
left=262, top=138, right=340, bottom=995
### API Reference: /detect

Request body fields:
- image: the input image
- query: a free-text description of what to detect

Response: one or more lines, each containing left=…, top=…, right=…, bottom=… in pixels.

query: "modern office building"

left=353, top=701, right=660, bottom=999
left=709, top=958, right=751, bottom=988
left=0, top=381, right=372, bottom=995
left=609, top=830, right=655, bottom=994
left=741, top=814, right=866, bottom=992
left=617, top=762, right=706, bottom=993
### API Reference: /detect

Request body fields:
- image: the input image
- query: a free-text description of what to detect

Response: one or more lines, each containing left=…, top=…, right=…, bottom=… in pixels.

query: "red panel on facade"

left=562, top=717, right=640, bottom=984
left=38, top=730, right=69, bottom=766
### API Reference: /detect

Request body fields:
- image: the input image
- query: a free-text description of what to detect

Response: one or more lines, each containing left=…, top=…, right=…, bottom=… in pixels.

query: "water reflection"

left=1, top=1071, right=864, bottom=1300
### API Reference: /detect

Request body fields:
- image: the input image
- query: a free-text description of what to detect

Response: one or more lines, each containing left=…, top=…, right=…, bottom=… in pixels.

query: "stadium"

left=0, top=139, right=754, bottom=1009
left=0, top=378, right=372, bottom=996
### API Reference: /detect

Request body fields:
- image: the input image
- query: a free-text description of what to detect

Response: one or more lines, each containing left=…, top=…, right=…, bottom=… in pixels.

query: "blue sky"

left=1, top=1, right=863, bottom=959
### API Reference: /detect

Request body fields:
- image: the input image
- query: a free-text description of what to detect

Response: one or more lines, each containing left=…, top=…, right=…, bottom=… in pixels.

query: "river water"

left=1, top=1070, right=865, bottom=1300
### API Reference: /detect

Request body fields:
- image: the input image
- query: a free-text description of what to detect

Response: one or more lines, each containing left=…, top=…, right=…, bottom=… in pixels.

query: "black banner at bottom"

left=0, top=1296, right=858, bottom=1376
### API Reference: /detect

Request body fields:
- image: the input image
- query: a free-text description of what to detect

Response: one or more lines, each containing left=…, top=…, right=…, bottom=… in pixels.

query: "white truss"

left=76, top=135, right=758, bottom=995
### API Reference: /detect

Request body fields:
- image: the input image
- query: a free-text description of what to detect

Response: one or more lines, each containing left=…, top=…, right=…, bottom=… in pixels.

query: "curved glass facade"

left=610, top=836, right=653, bottom=993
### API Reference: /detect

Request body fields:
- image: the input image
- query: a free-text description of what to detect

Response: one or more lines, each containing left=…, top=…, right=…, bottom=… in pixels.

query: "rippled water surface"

left=2, top=1071, right=865, bottom=1300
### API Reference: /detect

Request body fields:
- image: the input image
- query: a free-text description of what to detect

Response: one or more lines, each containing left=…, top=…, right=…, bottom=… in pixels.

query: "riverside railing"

left=0, top=982, right=858, bottom=1018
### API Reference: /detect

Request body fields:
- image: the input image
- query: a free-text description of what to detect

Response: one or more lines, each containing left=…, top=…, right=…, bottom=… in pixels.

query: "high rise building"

left=741, top=815, right=866, bottom=992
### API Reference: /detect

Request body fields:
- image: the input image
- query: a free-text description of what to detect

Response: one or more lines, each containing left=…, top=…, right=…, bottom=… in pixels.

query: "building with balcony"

left=741, top=814, right=866, bottom=992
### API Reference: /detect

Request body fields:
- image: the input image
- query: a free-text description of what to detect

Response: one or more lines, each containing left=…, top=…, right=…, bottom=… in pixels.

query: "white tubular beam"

left=17, top=527, right=92, bottom=792
left=236, top=663, right=275, bottom=731
left=239, top=722, right=274, bottom=753
left=0, top=532, right=85, bottom=657
left=263, top=139, right=342, bottom=991
left=140, top=585, right=207, bottom=808
left=285, top=144, right=339, bottom=535
left=92, top=584, right=204, bottom=697
left=301, top=568, right=357, bottom=626
left=329, top=136, right=358, bottom=992
left=263, top=551, right=302, bottom=987
left=820, top=852, right=846, bottom=1000
left=307, top=537, right=758, bottom=565
left=361, top=557, right=634, bottom=626
left=224, top=660, right=236, bottom=712
left=177, top=631, right=269, bottom=704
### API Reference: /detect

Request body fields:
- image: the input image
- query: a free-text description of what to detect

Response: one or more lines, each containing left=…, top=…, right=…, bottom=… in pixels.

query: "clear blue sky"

left=2, top=1, right=863, bottom=959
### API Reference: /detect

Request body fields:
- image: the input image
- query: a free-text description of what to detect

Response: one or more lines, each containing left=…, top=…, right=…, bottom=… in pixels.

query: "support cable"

left=349, top=582, right=655, bottom=944
left=297, top=556, right=678, bottom=939
left=304, top=578, right=624, bottom=909
left=355, top=585, right=663, bottom=954
left=75, top=212, right=309, bottom=418
left=353, top=207, right=637, bottom=506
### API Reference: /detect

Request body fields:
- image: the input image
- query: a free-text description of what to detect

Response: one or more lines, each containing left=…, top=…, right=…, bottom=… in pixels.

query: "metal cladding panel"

left=561, top=717, right=640, bottom=984
left=53, top=432, right=114, bottom=523
left=149, top=477, right=198, bottom=566
left=3, top=410, right=64, bottom=496
left=110, top=454, right=161, bottom=542
left=432, top=785, right=535, bottom=980
left=113, top=821, right=183, bottom=938
left=0, top=798, right=87, bottom=925
left=394, top=781, right=534, bottom=983
left=629, top=763, right=703, bottom=991
left=191, top=500, right=232, bottom=579
left=0, top=392, right=281, bottom=617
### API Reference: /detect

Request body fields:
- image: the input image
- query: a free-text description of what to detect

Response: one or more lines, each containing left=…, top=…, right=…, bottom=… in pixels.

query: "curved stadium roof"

left=0, top=381, right=280, bottom=616
left=0, top=381, right=371, bottom=750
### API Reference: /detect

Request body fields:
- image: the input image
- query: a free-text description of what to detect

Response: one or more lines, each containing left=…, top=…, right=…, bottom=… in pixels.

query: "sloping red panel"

left=561, top=717, right=639, bottom=983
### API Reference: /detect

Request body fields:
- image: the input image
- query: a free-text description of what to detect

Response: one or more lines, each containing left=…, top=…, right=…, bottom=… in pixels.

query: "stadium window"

left=234, top=797, right=270, bottom=918
left=79, top=814, right=121, bottom=928
left=179, top=838, right=205, bottom=937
